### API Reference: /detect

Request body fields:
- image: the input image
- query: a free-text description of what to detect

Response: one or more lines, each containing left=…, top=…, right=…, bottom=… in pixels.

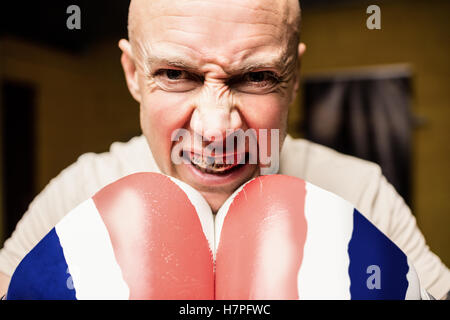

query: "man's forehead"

left=129, top=0, right=300, bottom=43
left=129, top=0, right=300, bottom=72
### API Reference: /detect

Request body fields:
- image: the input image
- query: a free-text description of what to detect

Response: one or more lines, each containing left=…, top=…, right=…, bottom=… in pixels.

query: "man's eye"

left=246, top=71, right=271, bottom=82
left=157, top=69, right=188, bottom=80
left=153, top=69, right=201, bottom=92
left=230, top=71, right=280, bottom=94
left=165, top=69, right=183, bottom=80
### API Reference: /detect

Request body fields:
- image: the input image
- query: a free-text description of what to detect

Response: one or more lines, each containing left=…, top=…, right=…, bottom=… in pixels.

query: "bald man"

left=0, top=0, right=449, bottom=299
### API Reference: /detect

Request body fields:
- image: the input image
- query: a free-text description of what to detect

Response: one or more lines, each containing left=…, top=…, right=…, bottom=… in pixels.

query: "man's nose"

left=189, top=94, right=242, bottom=143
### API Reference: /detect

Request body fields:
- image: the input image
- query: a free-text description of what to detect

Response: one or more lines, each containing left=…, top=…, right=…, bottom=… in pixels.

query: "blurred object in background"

left=303, top=65, right=413, bottom=207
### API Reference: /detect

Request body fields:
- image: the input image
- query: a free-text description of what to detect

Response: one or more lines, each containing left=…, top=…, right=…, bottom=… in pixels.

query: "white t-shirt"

left=0, top=135, right=449, bottom=299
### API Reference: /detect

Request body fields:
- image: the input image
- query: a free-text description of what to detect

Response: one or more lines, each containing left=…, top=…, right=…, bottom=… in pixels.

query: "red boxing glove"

left=215, top=175, right=307, bottom=299
left=215, top=175, right=427, bottom=300
left=6, top=172, right=215, bottom=300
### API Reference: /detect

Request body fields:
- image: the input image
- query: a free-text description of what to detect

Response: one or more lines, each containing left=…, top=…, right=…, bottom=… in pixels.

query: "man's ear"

left=291, top=42, right=306, bottom=102
left=118, top=39, right=141, bottom=103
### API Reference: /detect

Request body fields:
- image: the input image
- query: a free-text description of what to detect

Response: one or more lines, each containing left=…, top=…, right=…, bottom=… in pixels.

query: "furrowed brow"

left=144, top=52, right=292, bottom=76
left=145, top=55, right=198, bottom=73
left=227, top=54, right=289, bottom=76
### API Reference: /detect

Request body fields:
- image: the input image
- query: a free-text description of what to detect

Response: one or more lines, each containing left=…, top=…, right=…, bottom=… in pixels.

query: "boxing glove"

left=7, top=172, right=430, bottom=300
left=6, top=172, right=215, bottom=300
left=215, top=174, right=429, bottom=300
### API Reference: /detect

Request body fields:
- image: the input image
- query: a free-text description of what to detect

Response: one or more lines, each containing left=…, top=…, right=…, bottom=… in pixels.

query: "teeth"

left=191, top=154, right=237, bottom=173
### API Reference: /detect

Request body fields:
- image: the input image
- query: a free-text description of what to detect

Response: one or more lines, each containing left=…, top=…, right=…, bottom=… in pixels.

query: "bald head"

left=127, top=0, right=301, bottom=56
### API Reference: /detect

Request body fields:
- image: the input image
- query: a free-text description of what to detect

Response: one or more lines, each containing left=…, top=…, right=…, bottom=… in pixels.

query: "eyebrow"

left=146, top=56, right=194, bottom=71
left=145, top=53, right=289, bottom=76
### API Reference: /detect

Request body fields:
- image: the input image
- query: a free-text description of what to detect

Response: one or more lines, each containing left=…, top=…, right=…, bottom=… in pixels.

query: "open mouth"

left=182, top=151, right=248, bottom=175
